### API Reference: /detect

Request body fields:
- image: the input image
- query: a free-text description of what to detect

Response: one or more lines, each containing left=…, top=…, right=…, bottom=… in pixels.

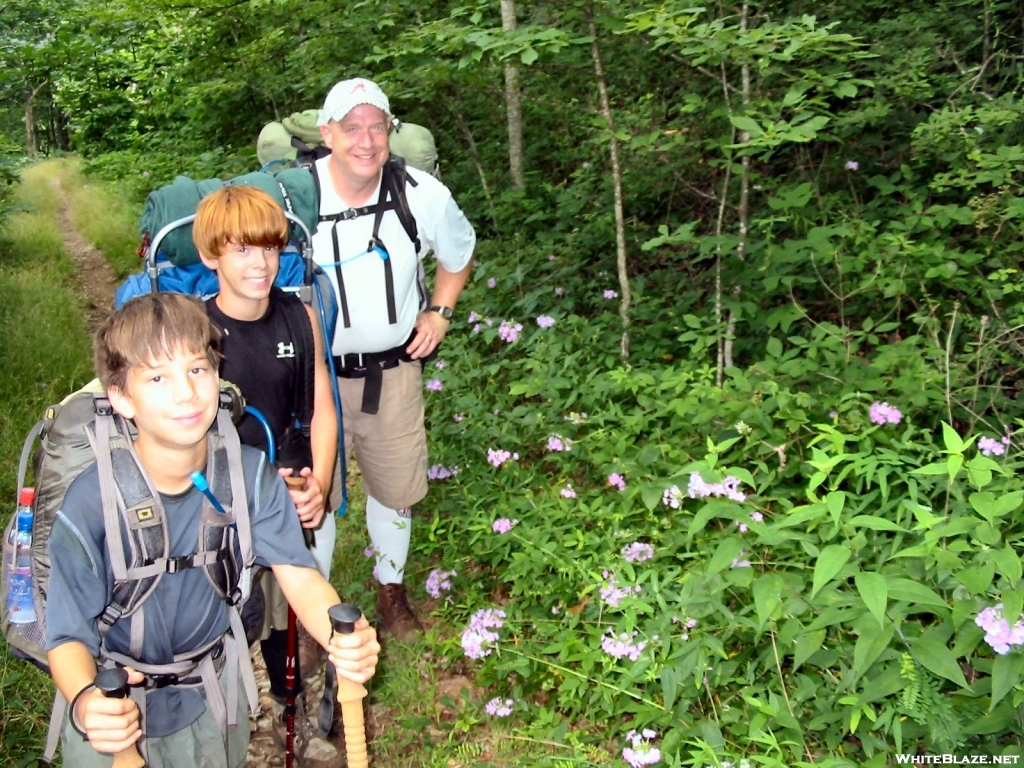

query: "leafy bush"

left=412, top=240, right=1024, bottom=765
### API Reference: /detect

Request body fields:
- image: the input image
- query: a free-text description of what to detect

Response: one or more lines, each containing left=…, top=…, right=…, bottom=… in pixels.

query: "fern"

left=897, top=654, right=965, bottom=753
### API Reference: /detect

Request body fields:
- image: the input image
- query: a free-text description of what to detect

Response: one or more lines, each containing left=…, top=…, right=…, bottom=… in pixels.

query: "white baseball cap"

left=317, top=78, right=391, bottom=126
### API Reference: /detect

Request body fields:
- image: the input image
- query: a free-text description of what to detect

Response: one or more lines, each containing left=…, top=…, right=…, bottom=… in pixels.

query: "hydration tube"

left=245, top=405, right=277, bottom=464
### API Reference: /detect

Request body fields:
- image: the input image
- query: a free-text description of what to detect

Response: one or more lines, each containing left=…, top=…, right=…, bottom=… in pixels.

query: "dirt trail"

left=50, top=177, right=121, bottom=331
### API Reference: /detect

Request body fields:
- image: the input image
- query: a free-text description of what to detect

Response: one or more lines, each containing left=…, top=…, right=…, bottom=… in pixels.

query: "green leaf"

left=641, top=484, right=662, bottom=512
left=956, top=563, right=996, bottom=596
left=662, top=664, right=680, bottom=711
left=911, top=632, right=969, bottom=689
left=912, top=462, right=948, bottom=476
left=994, top=491, right=1024, bottom=517
left=942, top=422, right=965, bottom=453
left=752, top=573, right=785, bottom=627
left=855, top=572, right=888, bottom=628
left=730, top=115, right=764, bottom=137
left=887, top=579, right=948, bottom=609
left=847, top=515, right=906, bottom=532
left=766, top=337, right=782, bottom=357
left=707, top=537, right=743, bottom=578
left=990, top=547, right=1022, bottom=586
left=990, top=653, right=1024, bottom=710
left=520, top=47, right=538, bottom=65
left=792, top=629, right=826, bottom=671
left=947, top=453, right=964, bottom=481
left=825, top=491, right=846, bottom=524
left=812, top=545, right=853, bottom=597
left=1002, top=588, right=1024, bottom=626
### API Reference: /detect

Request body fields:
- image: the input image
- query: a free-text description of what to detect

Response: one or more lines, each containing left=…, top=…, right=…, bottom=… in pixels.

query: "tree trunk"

left=723, top=2, right=750, bottom=371
left=501, top=0, right=525, bottom=189
left=24, top=82, right=46, bottom=158
left=589, top=7, right=631, bottom=359
left=447, top=97, right=500, bottom=231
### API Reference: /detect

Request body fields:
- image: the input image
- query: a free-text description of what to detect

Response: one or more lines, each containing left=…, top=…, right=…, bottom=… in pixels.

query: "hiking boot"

left=298, top=621, right=325, bottom=683
left=270, top=696, right=345, bottom=768
left=376, top=582, right=423, bottom=642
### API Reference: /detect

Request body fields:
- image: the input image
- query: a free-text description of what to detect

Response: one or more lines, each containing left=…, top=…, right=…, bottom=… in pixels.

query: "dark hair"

left=94, top=293, right=222, bottom=392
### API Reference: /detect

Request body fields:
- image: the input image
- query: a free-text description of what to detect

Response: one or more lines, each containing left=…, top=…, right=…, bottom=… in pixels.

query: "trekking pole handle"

left=94, top=668, right=146, bottom=768
left=328, top=604, right=369, bottom=768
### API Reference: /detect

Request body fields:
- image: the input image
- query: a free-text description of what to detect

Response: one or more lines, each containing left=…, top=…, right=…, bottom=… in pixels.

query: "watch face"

left=432, top=306, right=453, bottom=320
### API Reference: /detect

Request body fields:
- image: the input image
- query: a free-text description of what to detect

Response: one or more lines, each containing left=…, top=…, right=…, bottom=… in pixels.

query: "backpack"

left=310, top=155, right=421, bottom=330
left=0, top=381, right=262, bottom=762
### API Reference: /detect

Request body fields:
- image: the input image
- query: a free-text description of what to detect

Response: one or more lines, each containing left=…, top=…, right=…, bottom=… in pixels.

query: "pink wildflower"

left=426, top=378, right=443, bottom=391
left=608, top=473, right=626, bottom=491
left=869, top=401, right=902, bottom=425
left=560, top=484, right=576, bottom=498
left=536, top=315, right=555, bottom=328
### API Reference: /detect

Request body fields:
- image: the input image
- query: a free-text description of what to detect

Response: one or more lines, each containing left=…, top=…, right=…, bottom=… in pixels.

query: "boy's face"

left=107, top=346, right=220, bottom=455
left=319, top=104, right=390, bottom=189
left=200, top=241, right=280, bottom=309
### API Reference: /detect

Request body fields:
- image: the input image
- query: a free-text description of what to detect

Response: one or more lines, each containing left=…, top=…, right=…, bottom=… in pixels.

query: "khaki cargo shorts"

left=328, top=361, right=429, bottom=512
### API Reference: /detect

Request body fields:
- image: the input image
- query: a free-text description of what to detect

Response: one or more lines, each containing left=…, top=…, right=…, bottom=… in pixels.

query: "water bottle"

left=6, top=487, right=37, bottom=625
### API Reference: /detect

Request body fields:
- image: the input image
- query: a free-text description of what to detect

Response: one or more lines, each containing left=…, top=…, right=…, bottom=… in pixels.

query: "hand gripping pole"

left=328, top=603, right=369, bottom=768
left=94, top=668, right=146, bottom=768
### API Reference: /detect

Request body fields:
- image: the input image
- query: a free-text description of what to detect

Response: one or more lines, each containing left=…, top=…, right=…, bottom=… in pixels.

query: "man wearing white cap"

left=312, top=77, right=475, bottom=641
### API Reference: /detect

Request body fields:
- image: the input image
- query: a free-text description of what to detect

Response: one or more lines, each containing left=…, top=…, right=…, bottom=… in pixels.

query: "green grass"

left=59, top=158, right=143, bottom=278
left=0, top=160, right=95, bottom=768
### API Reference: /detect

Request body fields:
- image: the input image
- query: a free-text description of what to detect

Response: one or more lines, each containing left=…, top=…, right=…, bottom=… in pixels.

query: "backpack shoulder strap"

left=275, top=291, right=316, bottom=435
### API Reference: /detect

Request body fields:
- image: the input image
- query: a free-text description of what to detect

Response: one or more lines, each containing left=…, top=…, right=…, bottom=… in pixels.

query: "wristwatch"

left=429, top=305, right=454, bottom=321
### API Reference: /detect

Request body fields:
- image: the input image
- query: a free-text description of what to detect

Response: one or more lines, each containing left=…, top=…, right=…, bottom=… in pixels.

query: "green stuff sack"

left=389, top=123, right=438, bottom=175
left=139, top=168, right=319, bottom=266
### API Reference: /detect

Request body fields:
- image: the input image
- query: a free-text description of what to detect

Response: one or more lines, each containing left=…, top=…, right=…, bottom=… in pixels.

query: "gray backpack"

left=0, top=380, right=262, bottom=762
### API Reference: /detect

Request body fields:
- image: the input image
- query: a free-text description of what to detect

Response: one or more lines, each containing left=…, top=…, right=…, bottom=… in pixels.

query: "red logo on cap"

left=350, top=82, right=367, bottom=93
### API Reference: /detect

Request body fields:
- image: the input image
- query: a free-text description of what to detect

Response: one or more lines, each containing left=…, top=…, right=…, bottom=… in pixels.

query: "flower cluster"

left=487, top=448, right=518, bottom=467
left=600, top=570, right=642, bottom=607
left=622, top=729, right=661, bottom=768
left=845, top=160, right=859, bottom=171
left=621, top=542, right=654, bottom=563
left=363, top=545, right=377, bottom=559
left=555, top=287, right=565, bottom=296
left=492, top=518, right=519, bottom=534
left=560, top=484, right=577, bottom=498
left=869, top=401, right=902, bottom=425
left=453, top=413, right=465, bottom=422
left=602, top=629, right=647, bottom=661
left=461, top=608, right=506, bottom=659
left=427, top=464, right=459, bottom=480
left=425, top=568, right=456, bottom=600
left=661, top=485, right=684, bottom=509
left=498, top=320, right=523, bottom=343
left=536, top=315, right=555, bottom=328
left=608, top=473, right=626, bottom=491
left=979, top=435, right=1010, bottom=457
left=487, top=277, right=497, bottom=288
left=731, top=554, right=752, bottom=569
left=604, top=289, right=618, bottom=299
left=547, top=434, right=573, bottom=452
left=485, top=697, right=514, bottom=717
left=687, top=472, right=746, bottom=502
left=426, top=378, right=443, bottom=391
left=975, top=604, right=1024, bottom=655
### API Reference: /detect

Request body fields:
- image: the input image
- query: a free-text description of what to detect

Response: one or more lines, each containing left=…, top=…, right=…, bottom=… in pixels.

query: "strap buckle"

left=164, top=555, right=193, bottom=574
left=145, top=673, right=180, bottom=690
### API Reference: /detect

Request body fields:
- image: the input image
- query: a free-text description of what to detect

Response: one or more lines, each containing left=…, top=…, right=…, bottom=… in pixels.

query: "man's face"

left=200, top=241, right=280, bottom=314
left=108, top=347, right=220, bottom=456
left=319, top=104, right=390, bottom=189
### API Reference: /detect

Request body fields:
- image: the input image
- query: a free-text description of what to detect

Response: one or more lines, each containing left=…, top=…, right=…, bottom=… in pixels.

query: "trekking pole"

left=94, top=668, right=146, bottom=768
left=328, top=604, right=369, bottom=768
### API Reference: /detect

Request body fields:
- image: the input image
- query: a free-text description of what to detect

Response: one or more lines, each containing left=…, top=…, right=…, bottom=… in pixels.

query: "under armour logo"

left=350, top=82, right=367, bottom=93
left=277, top=342, right=295, bottom=358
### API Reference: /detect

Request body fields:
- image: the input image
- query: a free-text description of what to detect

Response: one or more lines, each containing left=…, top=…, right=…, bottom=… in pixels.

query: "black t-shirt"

left=206, top=289, right=309, bottom=461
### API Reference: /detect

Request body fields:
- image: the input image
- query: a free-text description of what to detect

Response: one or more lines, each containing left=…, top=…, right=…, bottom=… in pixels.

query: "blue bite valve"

left=190, top=471, right=228, bottom=515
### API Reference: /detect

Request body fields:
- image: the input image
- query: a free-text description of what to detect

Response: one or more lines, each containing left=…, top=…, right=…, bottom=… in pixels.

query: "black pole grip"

left=95, top=667, right=130, bottom=699
left=328, top=603, right=362, bottom=635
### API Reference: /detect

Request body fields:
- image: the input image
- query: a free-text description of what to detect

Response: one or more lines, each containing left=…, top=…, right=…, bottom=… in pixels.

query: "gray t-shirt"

left=45, top=445, right=316, bottom=737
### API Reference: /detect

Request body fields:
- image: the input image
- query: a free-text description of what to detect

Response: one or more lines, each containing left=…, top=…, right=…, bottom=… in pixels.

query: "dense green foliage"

left=4, top=0, right=1024, bottom=764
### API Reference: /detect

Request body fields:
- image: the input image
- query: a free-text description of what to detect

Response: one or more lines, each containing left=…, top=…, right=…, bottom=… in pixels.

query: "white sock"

left=366, top=495, right=411, bottom=585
